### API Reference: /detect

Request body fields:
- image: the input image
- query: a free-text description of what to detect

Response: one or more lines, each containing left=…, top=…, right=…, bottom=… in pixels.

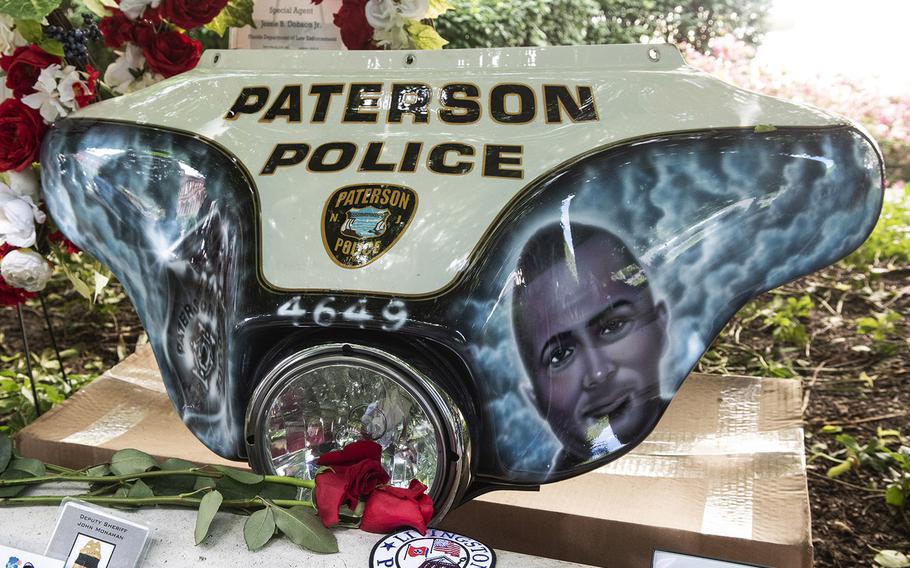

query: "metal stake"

left=39, top=293, right=70, bottom=390
left=15, top=303, right=41, bottom=418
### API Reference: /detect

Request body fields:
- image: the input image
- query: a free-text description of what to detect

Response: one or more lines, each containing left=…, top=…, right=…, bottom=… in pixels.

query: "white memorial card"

left=653, top=550, right=762, bottom=568
left=0, top=544, right=64, bottom=568
left=45, top=500, right=150, bottom=568
left=230, top=0, right=344, bottom=50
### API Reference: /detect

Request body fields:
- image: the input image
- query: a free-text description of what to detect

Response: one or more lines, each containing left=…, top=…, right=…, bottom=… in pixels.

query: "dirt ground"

left=2, top=260, right=909, bottom=567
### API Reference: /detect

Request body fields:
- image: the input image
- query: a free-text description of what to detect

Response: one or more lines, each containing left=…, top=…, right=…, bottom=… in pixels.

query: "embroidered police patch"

left=369, top=528, right=496, bottom=568
left=322, top=184, right=418, bottom=268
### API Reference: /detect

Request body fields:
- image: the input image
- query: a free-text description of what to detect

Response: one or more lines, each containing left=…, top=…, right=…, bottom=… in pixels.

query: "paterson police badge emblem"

left=369, top=528, right=496, bottom=568
left=322, top=183, right=418, bottom=268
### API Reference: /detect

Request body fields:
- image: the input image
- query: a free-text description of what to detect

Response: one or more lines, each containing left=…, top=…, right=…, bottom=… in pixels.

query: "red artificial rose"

left=132, top=18, right=158, bottom=49
left=99, top=10, right=134, bottom=48
left=334, top=0, right=375, bottom=50
left=314, top=440, right=390, bottom=527
left=142, top=31, right=202, bottom=78
left=0, top=46, right=62, bottom=99
left=360, top=479, right=434, bottom=534
left=160, top=0, right=229, bottom=30
left=0, top=99, right=47, bottom=172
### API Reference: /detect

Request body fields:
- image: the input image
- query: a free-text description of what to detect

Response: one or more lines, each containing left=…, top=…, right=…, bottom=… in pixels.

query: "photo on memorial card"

left=63, top=534, right=114, bottom=568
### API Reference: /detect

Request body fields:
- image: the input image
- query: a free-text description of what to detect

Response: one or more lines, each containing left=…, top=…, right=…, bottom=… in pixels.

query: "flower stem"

left=263, top=475, right=315, bottom=490
left=0, top=494, right=315, bottom=510
left=0, top=468, right=221, bottom=488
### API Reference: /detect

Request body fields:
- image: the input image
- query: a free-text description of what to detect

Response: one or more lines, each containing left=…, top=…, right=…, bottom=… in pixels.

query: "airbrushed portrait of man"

left=511, top=222, right=668, bottom=467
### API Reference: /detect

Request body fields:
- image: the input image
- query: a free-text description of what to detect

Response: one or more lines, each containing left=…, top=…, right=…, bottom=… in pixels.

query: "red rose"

left=360, top=479, right=434, bottom=534
left=0, top=46, right=62, bottom=99
left=0, top=99, right=47, bottom=172
left=160, top=0, right=228, bottom=29
left=334, top=0, right=375, bottom=50
left=99, top=10, right=134, bottom=48
left=142, top=31, right=202, bottom=78
left=314, top=440, right=390, bottom=527
left=132, top=18, right=158, bottom=48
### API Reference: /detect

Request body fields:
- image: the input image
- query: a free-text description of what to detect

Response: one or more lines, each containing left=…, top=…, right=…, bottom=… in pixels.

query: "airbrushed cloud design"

left=454, top=128, right=882, bottom=478
left=41, top=120, right=882, bottom=489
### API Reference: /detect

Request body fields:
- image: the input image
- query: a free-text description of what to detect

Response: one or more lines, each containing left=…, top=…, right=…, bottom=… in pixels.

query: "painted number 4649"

left=277, top=296, right=408, bottom=331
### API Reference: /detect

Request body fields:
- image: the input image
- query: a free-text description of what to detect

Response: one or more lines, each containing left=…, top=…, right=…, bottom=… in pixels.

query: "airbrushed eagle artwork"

left=41, top=44, right=883, bottom=520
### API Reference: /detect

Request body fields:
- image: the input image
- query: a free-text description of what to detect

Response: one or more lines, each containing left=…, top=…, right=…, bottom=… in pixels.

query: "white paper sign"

left=46, top=500, right=150, bottom=568
left=230, top=0, right=344, bottom=50
left=653, top=550, right=763, bottom=568
left=0, top=544, right=64, bottom=568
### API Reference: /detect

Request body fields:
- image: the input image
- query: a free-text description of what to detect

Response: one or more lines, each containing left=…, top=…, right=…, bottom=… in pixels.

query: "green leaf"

left=9, top=457, right=45, bottom=477
left=243, top=508, right=275, bottom=551
left=0, top=434, right=11, bottom=472
left=272, top=505, right=338, bottom=553
left=425, top=0, right=453, bottom=19
left=82, top=0, right=114, bottom=17
left=213, top=465, right=263, bottom=485
left=110, top=449, right=157, bottom=476
left=260, top=482, right=298, bottom=502
left=0, top=469, right=30, bottom=497
left=0, top=0, right=63, bottom=21
left=42, top=39, right=64, bottom=62
left=194, top=476, right=217, bottom=491
left=86, top=464, right=111, bottom=477
left=15, top=19, right=42, bottom=43
left=406, top=20, right=448, bottom=50
left=826, top=459, right=853, bottom=478
left=194, top=490, right=223, bottom=545
left=214, top=476, right=261, bottom=500
left=148, top=458, right=199, bottom=495
left=886, top=485, right=906, bottom=508
left=127, top=479, right=154, bottom=499
left=205, top=0, right=254, bottom=37
left=753, top=124, right=777, bottom=133
left=875, top=550, right=910, bottom=568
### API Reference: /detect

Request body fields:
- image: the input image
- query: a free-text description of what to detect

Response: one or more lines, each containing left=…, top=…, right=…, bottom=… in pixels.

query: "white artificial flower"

left=7, top=169, right=39, bottom=201
left=366, top=0, right=428, bottom=49
left=0, top=14, right=26, bottom=57
left=365, top=0, right=428, bottom=26
left=0, top=182, right=45, bottom=248
left=105, top=44, right=147, bottom=94
left=21, top=64, right=69, bottom=123
left=0, top=248, right=52, bottom=292
left=119, top=0, right=162, bottom=20
left=57, top=65, right=92, bottom=111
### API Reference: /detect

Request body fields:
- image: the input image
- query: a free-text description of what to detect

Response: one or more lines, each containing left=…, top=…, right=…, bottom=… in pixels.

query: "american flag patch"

left=432, top=539, right=460, bottom=557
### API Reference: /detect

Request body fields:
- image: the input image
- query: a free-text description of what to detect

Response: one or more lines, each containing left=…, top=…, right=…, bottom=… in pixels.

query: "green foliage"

left=272, top=503, right=338, bottom=553
left=856, top=310, right=902, bottom=356
left=0, top=348, right=97, bottom=433
left=110, top=448, right=157, bottom=476
left=760, top=295, right=813, bottom=346
left=847, top=185, right=910, bottom=267
left=436, top=0, right=771, bottom=51
left=205, top=0, right=255, bottom=37
left=243, top=507, right=276, bottom=551
left=0, top=0, right=63, bottom=21
left=195, top=490, right=223, bottom=545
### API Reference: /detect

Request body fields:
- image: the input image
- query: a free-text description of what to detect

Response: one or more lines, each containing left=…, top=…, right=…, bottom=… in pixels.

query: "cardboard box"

left=16, top=345, right=811, bottom=567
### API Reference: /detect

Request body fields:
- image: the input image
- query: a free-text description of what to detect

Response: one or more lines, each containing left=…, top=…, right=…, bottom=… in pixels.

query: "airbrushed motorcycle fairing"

left=41, top=45, right=884, bottom=516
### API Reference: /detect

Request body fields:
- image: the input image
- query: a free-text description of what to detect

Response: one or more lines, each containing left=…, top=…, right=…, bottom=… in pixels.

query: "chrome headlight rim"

left=245, top=342, right=470, bottom=521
